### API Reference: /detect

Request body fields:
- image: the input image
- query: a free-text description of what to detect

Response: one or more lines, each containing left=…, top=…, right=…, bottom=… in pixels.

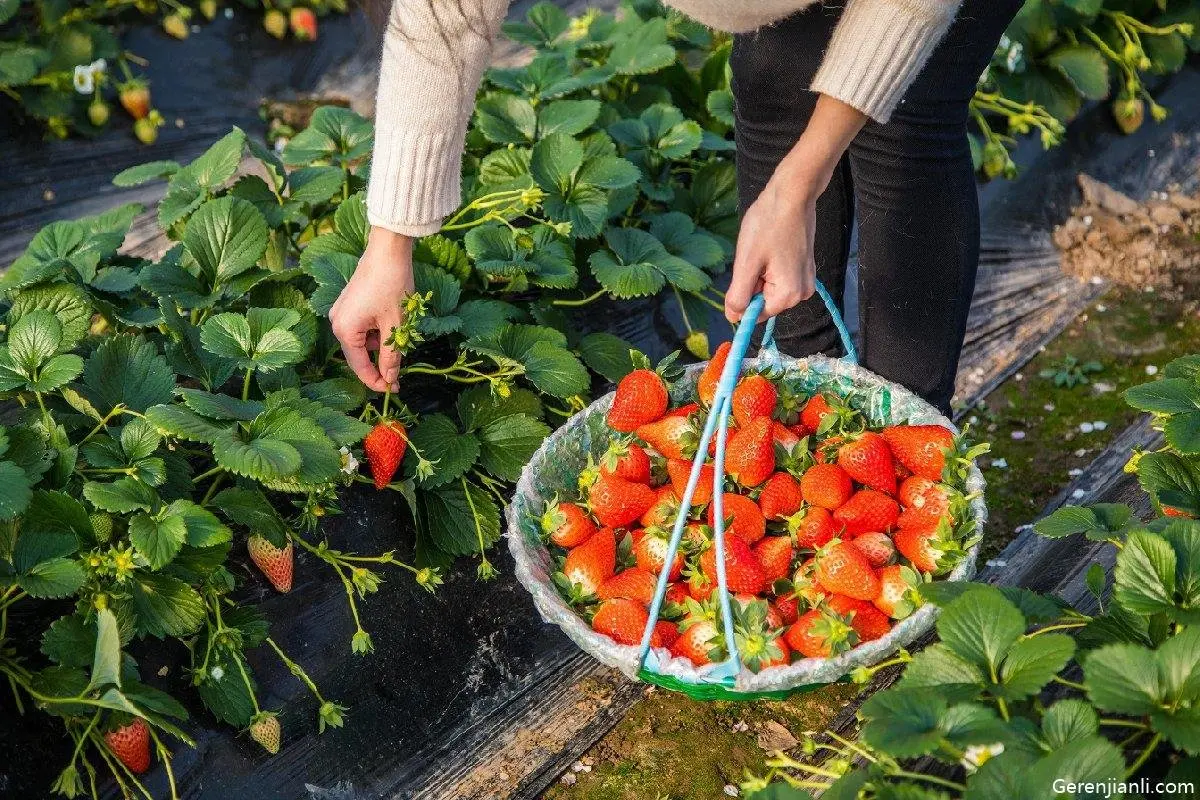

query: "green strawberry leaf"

left=1083, top=642, right=1163, bottom=715
left=936, top=585, right=1026, bottom=673
left=184, top=196, right=269, bottom=287
left=606, top=17, right=675, bottom=75
left=16, top=557, right=86, bottom=599
left=1113, top=529, right=1178, bottom=618
left=87, top=608, right=122, bottom=693
left=477, top=413, right=550, bottom=481
left=858, top=688, right=947, bottom=757
left=112, top=160, right=181, bottom=188
left=200, top=308, right=305, bottom=372
left=128, top=512, right=188, bottom=570
left=1033, top=503, right=1134, bottom=540
left=456, top=385, right=544, bottom=431
left=1045, top=44, right=1109, bottom=100
left=178, top=389, right=264, bottom=421
left=523, top=341, right=590, bottom=398
left=419, top=480, right=501, bottom=557
left=7, top=283, right=92, bottom=351
left=1019, top=736, right=1125, bottom=798
left=281, top=106, right=373, bottom=166
left=208, top=487, right=289, bottom=549
left=405, top=414, right=480, bottom=488
left=996, top=633, right=1075, bottom=699
left=475, top=93, right=538, bottom=145
left=82, top=335, right=176, bottom=415
left=1041, top=698, right=1099, bottom=750
left=130, top=572, right=206, bottom=639
left=537, top=98, right=600, bottom=138
left=306, top=252, right=357, bottom=317
left=82, top=478, right=158, bottom=514
left=0, top=461, right=33, bottom=521
left=578, top=333, right=638, bottom=384
left=590, top=227, right=710, bottom=298
left=41, top=614, right=98, bottom=668
left=145, top=404, right=231, bottom=444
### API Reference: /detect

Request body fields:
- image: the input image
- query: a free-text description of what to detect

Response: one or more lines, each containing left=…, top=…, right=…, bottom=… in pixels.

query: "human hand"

left=329, top=226, right=416, bottom=392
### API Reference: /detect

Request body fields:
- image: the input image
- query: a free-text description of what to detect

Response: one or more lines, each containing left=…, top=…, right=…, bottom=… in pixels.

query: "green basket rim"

left=636, top=667, right=849, bottom=701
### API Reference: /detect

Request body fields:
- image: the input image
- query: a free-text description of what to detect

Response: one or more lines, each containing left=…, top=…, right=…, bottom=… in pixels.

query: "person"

left=330, top=0, right=1022, bottom=414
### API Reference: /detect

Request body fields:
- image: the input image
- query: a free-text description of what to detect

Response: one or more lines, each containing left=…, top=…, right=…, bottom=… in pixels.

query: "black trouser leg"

left=731, top=0, right=1023, bottom=414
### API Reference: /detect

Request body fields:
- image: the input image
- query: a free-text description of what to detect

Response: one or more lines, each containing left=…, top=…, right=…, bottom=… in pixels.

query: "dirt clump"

left=1052, top=173, right=1200, bottom=291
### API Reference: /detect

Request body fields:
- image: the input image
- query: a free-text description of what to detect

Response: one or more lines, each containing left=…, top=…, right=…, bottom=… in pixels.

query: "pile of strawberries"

left=541, top=344, right=983, bottom=674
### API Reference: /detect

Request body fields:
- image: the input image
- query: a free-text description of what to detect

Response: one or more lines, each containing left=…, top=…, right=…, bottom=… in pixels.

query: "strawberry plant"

left=742, top=351, right=1200, bottom=799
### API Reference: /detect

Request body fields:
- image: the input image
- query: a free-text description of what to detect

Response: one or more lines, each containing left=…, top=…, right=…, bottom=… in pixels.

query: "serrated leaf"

left=17, top=557, right=85, bottom=599
left=419, top=480, right=500, bottom=557
left=209, top=487, right=289, bottom=548
left=457, top=385, right=543, bottom=431
left=8, top=283, right=92, bottom=351
left=405, top=414, right=480, bottom=488
left=531, top=131, right=585, bottom=191
left=128, top=513, right=187, bottom=570
left=1046, top=44, right=1109, bottom=100
left=41, top=614, right=97, bottom=668
left=859, top=688, right=946, bottom=757
left=87, top=609, right=122, bottom=692
left=82, top=336, right=176, bottom=415
left=281, top=106, right=373, bottom=166
left=1114, top=529, right=1178, bottom=618
left=1083, top=642, right=1162, bottom=715
left=1042, top=698, right=1099, bottom=750
left=477, top=413, right=550, bottom=481
left=144, top=404, right=230, bottom=444
left=937, top=585, right=1025, bottom=672
left=1020, top=736, right=1125, bottom=798
left=184, top=196, right=270, bottom=286
left=538, top=99, right=601, bottom=137
left=0, top=461, right=32, bottom=521
left=130, top=572, right=205, bottom=638
left=579, top=333, right=638, bottom=383
left=523, top=340, right=589, bottom=398
left=475, top=93, right=538, bottom=144
left=607, top=17, right=675, bottom=75
left=997, top=633, right=1075, bottom=698
left=212, top=429, right=302, bottom=481
left=112, top=160, right=181, bottom=188
left=197, top=652, right=256, bottom=727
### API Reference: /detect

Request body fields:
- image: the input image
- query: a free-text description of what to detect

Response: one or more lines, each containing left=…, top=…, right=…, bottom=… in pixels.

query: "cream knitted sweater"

left=368, top=0, right=960, bottom=236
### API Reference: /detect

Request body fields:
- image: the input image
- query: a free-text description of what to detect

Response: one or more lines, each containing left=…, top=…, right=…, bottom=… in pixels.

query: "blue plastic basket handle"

left=637, top=280, right=855, bottom=686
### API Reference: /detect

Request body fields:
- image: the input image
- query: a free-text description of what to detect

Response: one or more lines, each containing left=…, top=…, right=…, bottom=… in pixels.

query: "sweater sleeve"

left=809, top=0, right=961, bottom=124
left=367, top=0, right=511, bottom=237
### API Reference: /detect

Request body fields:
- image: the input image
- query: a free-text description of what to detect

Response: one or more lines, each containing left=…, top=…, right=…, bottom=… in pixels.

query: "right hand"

left=329, top=226, right=416, bottom=393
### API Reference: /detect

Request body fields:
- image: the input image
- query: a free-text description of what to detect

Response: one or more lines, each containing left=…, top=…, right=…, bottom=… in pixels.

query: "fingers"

left=725, top=251, right=765, bottom=324
left=761, top=259, right=818, bottom=319
left=375, top=312, right=404, bottom=391
left=331, top=312, right=388, bottom=393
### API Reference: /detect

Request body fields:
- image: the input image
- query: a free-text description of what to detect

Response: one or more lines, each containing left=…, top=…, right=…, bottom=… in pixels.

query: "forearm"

left=770, top=95, right=868, bottom=205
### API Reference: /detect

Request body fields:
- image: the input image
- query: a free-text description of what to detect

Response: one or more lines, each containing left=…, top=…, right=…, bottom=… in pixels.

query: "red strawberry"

left=599, top=441, right=652, bottom=483
left=289, top=6, right=318, bottom=40
left=731, top=374, right=778, bottom=428
left=709, top=419, right=738, bottom=457
left=118, top=82, right=151, bottom=119
left=247, top=535, right=293, bottom=593
left=826, top=595, right=892, bottom=642
left=667, top=458, right=714, bottom=507
left=640, top=485, right=680, bottom=528
left=667, top=402, right=700, bottom=418
left=364, top=419, right=407, bottom=489
left=634, top=528, right=684, bottom=581
left=874, top=564, right=918, bottom=619
left=754, top=535, right=795, bottom=582
left=759, top=472, right=804, bottom=520
left=653, top=620, right=681, bottom=648
left=608, top=369, right=669, bottom=432
left=636, top=416, right=696, bottom=461
left=785, top=608, right=857, bottom=658
left=671, top=617, right=723, bottom=665
left=784, top=506, right=834, bottom=549
left=800, top=463, right=853, bottom=510
left=800, top=394, right=835, bottom=433
left=686, top=566, right=714, bottom=601
left=263, top=7, right=287, bottom=38
left=598, top=568, right=658, bottom=605
left=771, top=421, right=802, bottom=454
left=592, top=598, right=650, bottom=646
left=1164, top=506, right=1196, bottom=518
left=773, top=593, right=800, bottom=625
left=664, top=582, right=689, bottom=608
left=791, top=558, right=828, bottom=608
left=561, top=528, right=617, bottom=596
left=882, top=425, right=955, bottom=481
left=588, top=473, right=656, bottom=528
left=707, top=492, right=766, bottom=544
left=735, top=594, right=785, bottom=630
left=726, top=416, right=775, bottom=488
left=249, top=712, right=281, bottom=754
left=697, top=341, right=732, bottom=407
left=789, top=422, right=814, bottom=439
left=833, top=489, right=899, bottom=537
left=850, top=531, right=895, bottom=568
left=700, top=536, right=767, bottom=594
left=894, top=523, right=944, bottom=573
left=104, top=718, right=151, bottom=774
left=541, top=499, right=597, bottom=548
left=814, top=540, right=880, bottom=601
left=837, top=432, right=897, bottom=494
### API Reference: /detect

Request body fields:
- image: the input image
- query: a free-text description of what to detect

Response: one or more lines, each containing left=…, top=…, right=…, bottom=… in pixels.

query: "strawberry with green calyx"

left=813, top=539, right=880, bottom=601
left=825, top=594, right=892, bottom=642
left=707, top=491, right=766, bottom=543
left=666, top=458, right=713, bottom=507
left=894, top=517, right=964, bottom=575
left=162, top=9, right=191, bottom=39
left=666, top=402, right=700, bottom=419
left=607, top=351, right=681, bottom=432
left=597, top=567, right=658, bottom=605
left=731, top=373, right=778, bottom=428
left=289, top=7, right=318, bottom=40
left=633, top=526, right=684, bottom=582
left=833, top=489, right=899, bottom=537
left=733, top=598, right=790, bottom=672
left=588, top=473, right=656, bottom=528
left=785, top=607, right=857, bottom=658
left=850, top=531, right=895, bottom=568
left=104, top=716, right=151, bottom=774
left=800, top=462, right=853, bottom=510
left=896, top=475, right=965, bottom=529
left=556, top=527, right=616, bottom=602
left=786, top=505, right=836, bottom=549
left=754, top=535, right=795, bottom=582
left=653, top=620, right=681, bottom=648
left=591, top=597, right=651, bottom=646
left=133, top=110, right=164, bottom=145
left=263, top=7, right=287, bottom=38
left=726, top=416, right=775, bottom=488
left=597, top=439, right=652, bottom=483
left=640, top=485, right=680, bottom=529
left=800, top=391, right=859, bottom=436
left=249, top=712, right=282, bottom=754
left=837, top=431, right=897, bottom=494
left=684, top=561, right=714, bottom=601
left=699, top=535, right=767, bottom=595
left=773, top=379, right=808, bottom=425
left=696, top=341, right=732, bottom=408
left=881, top=424, right=954, bottom=481
left=635, top=414, right=698, bottom=461
left=671, top=599, right=727, bottom=665
left=541, top=497, right=597, bottom=548
left=772, top=585, right=800, bottom=624
left=790, top=558, right=828, bottom=608
left=758, top=471, right=803, bottom=520
left=248, top=534, right=293, bottom=592
left=118, top=80, right=151, bottom=119
left=874, top=564, right=921, bottom=619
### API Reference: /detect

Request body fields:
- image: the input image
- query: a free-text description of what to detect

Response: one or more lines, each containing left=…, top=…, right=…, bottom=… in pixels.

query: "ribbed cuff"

left=810, top=0, right=958, bottom=123
left=365, top=123, right=464, bottom=237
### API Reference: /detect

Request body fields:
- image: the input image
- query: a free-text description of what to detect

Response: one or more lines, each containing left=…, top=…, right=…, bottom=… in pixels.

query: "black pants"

left=731, top=0, right=1022, bottom=414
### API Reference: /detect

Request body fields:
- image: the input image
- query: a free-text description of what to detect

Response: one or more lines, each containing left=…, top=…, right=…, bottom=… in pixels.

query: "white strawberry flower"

left=89, top=58, right=107, bottom=76
left=960, top=742, right=1004, bottom=774
left=73, top=65, right=95, bottom=94
left=210, top=665, right=225, bottom=681
left=339, top=446, right=359, bottom=475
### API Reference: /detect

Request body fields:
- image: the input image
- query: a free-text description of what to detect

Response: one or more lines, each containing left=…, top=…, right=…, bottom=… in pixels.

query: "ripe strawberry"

left=599, top=441, right=652, bottom=484
left=609, top=369, right=669, bottom=433
left=104, top=718, right=151, bottom=774
left=666, top=402, right=700, bottom=418
left=667, top=458, right=714, bottom=507
left=561, top=528, right=616, bottom=596
left=263, top=8, right=287, bottom=38
left=709, top=419, right=737, bottom=457
left=759, top=472, right=804, bottom=520
left=882, top=425, right=954, bottom=481
left=894, top=523, right=946, bottom=574
left=837, top=432, right=897, bottom=494
left=897, top=476, right=957, bottom=528
left=731, top=374, right=778, bottom=428
left=364, top=419, right=407, bottom=489
left=118, top=82, right=151, bottom=120
left=850, top=531, right=895, bottom=568
left=707, top=492, right=766, bottom=544
left=787, top=506, right=836, bottom=549
left=289, top=6, right=318, bottom=40
left=785, top=608, right=857, bottom=658
left=773, top=593, right=799, bottom=625
left=696, top=341, right=731, bottom=407
left=874, top=564, right=919, bottom=619
left=789, top=422, right=814, bottom=439
left=247, top=535, right=293, bottom=592
left=754, top=535, right=795, bottom=582
left=726, top=416, right=775, bottom=488
left=800, top=393, right=856, bottom=435
left=663, top=582, right=689, bottom=609
left=598, top=568, right=658, bottom=605
left=641, top=485, right=680, bottom=529
left=735, top=594, right=785, bottom=629
left=700, top=536, right=767, bottom=594
left=814, top=540, right=880, bottom=601
left=800, top=463, right=853, bottom=510
left=826, top=595, right=892, bottom=642
left=162, top=12, right=189, bottom=39
left=771, top=421, right=802, bottom=454
left=634, top=528, right=684, bottom=582
left=686, top=566, right=714, bottom=601
left=542, top=499, right=597, bottom=548
left=636, top=416, right=697, bottom=461
left=671, top=618, right=722, bottom=665
left=249, top=712, right=281, bottom=755
left=833, top=489, right=899, bottom=537
left=653, top=620, right=681, bottom=648
left=588, top=473, right=656, bottom=528
left=800, top=394, right=834, bottom=433
left=592, top=598, right=650, bottom=646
